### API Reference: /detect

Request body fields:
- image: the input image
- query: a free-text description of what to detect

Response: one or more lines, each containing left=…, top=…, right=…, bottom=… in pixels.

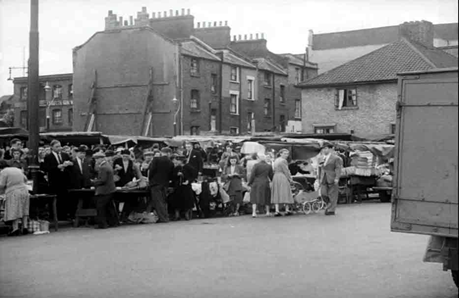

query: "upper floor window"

left=52, top=85, right=63, bottom=100
left=294, top=99, right=302, bottom=119
left=68, top=84, right=73, bottom=98
left=391, top=123, right=396, bottom=134
left=279, top=115, right=286, bottom=132
left=264, top=98, right=271, bottom=117
left=52, top=109, right=63, bottom=124
left=247, top=112, right=254, bottom=132
left=247, top=77, right=255, bottom=100
left=230, top=66, right=239, bottom=82
left=68, top=108, right=73, bottom=126
left=263, top=72, right=272, bottom=86
left=20, top=110, right=27, bottom=127
left=190, top=126, right=200, bottom=136
left=230, top=92, right=240, bottom=115
left=280, top=85, right=285, bottom=103
left=211, top=74, right=218, bottom=93
left=335, top=88, right=357, bottom=110
left=295, top=67, right=301, bottom=84
left=190, top=89, right=200, bottom=110
left=20, top=87, right=27, bottom=101
left=190, top=58, right=200, bottom=75
left=230, top=127, right=239, bottom=135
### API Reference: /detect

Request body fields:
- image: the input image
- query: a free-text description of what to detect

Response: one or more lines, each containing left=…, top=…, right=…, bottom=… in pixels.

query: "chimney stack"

left=399, top=21, right=434, bottom=48
left=105, top=10, right=118, bottom=30
left=308, top=30, right=314, bottom=48
left=119, top=16, right=123, bottom=26
left=181, top=8, right=185, bottom=15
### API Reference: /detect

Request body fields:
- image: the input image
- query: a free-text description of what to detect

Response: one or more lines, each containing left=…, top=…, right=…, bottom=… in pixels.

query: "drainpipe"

left=272, top=71, right=276, bottom=132
left=218, top=52, right=224, bottom=134
left=238, top=66, right=242, bottom=135
left=179, top=44, right=184, bottom=135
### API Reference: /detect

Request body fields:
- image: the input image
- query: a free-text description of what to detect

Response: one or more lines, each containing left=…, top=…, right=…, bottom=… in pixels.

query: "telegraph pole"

left=28, top=0, right=40, bottom=194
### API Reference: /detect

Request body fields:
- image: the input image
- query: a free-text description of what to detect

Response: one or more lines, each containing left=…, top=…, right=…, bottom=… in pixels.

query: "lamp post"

left=172, top=97, right=181, bottom=136
left=27, top=0, right=40, bottom=194
left=44, top=81, right=52, bottom=131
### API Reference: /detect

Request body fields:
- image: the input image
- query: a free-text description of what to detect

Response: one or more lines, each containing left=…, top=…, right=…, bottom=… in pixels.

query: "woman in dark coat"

left=248, top=153, right=274, bottom=218
left=222, top=155, right=245, bottom=216
left=171, top=155, right=197, bottom=220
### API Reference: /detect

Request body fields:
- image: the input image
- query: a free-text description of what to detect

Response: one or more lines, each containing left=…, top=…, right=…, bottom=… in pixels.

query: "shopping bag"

left=243, top=192, right=250, bottom=203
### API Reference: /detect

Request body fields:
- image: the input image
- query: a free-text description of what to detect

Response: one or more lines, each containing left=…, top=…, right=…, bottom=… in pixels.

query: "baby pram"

left=291, top=181, right=327, bottom=215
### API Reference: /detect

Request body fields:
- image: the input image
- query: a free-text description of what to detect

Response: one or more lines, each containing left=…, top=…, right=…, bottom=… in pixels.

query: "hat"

left=93, top=152, right=106, bottom=159
left=321, top=143, right=334, bottom=149
left=121, top=149, right=130, bottom=155
left=116, top=147, right=124, bottom=153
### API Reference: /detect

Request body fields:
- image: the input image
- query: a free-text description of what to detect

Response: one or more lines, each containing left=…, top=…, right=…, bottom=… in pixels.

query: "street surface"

left=0, top=201, right=457, bottom=298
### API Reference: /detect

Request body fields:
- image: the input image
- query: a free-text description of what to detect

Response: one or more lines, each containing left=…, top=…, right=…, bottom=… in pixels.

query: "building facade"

left=12, top=74, right=73, bottom=132
left=73, top=7, right=319, bottom=136
left=299, top=35, right=458, bottom=138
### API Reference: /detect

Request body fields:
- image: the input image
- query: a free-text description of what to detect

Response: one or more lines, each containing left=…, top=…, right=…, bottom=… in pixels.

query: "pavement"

left=0, top=201, right=457, bottom=298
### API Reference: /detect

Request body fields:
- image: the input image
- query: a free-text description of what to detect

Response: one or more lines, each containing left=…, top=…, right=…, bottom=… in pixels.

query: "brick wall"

left=301, top=83, right=397, bottom=137
left=73, top=28, right=177, bottom=136
left=181, top=55, right=220, bottom=135
left=12, top=75, right=73, bottom=131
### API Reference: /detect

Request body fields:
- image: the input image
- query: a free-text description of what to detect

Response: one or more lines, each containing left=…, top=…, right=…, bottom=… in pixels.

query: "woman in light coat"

left=271, top=149, right=294, bottom=216
left=0, top=160, right=30, bottom=236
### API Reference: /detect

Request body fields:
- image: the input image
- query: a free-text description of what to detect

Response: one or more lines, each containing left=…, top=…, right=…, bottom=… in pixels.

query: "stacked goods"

left=341, top=151, right=380, bottom=177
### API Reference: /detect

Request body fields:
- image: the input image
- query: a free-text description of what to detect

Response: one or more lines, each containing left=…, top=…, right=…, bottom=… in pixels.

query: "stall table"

left=29, top=194, right=58, bottom=231
left=69, top=188, right=150, bottom=227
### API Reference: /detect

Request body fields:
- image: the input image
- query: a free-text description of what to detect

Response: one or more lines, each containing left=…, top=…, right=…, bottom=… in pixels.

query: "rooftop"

left=299, top=38, right=458, bottom=88
left=312, top=23, right=458, bottom=50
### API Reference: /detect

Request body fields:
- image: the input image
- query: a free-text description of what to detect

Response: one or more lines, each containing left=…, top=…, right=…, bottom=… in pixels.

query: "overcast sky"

left=0, top=0, right=458, bottom=95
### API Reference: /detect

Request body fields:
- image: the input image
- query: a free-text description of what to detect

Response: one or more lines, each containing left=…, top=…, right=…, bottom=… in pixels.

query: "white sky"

left=0, top=0, right=457, bottom=95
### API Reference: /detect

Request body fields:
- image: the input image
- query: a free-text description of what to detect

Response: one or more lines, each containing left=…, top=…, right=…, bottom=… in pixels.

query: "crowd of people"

left=0, top=137, right=346, bottom=236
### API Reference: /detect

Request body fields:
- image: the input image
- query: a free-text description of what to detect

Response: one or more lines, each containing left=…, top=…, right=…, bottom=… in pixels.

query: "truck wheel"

left=452, top=270, right=459, bottom=288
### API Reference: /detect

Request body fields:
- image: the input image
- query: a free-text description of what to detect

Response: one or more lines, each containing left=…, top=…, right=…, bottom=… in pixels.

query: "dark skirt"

left=171, top=184, right=195, bottom=211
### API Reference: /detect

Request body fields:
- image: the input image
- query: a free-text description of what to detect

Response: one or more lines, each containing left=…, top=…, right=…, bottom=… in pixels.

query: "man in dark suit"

left=91, top=152, right=118, bottom=229
left=43, top=139, right=73, bottom=220
left=184, top=142, right=203, bottom=177
left=148, top=147, right=174, bottom=223
left=113, top=149, right=141, bottom=187
left=70, top=145, right=92, bottom=190
left=318, top=144, right=343, bottom=216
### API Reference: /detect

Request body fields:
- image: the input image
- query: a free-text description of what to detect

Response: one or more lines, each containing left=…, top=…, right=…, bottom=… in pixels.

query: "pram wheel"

left=302, top=202, right=312, bottom=215
left=312, top=201, right=322, bottom=213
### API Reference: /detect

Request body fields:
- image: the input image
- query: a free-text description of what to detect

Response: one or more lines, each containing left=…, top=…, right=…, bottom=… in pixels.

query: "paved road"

left=0, top=202, right=457, bottom=298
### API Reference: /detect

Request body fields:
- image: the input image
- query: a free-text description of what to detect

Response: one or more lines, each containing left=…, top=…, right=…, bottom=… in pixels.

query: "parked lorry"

left=391, top=67, right=458, bottom=287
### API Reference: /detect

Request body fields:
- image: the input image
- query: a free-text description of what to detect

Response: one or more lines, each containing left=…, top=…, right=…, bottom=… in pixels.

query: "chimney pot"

left=164, top=11, right=167, bottom=17
left=187, top=9, right=191, bottom=15
left=233, top=35, right=236, bottom=41
left=238, top=34, right=241, bottom=40
left=214, top=21, right=217, bottom=26
left=129, top=16, right=133, bottom=25
left=225, top=21, right=228, bottom=26
left=119, top=16, right=123, bottom=26
left=152, top=12, right=156, bottom=18
left=170, top=10, right=173, bottom=17
left=158, top=12, right=161, bottom=18
left=108, top=10, right=113, bottom=16
left=142, top=7, right=147, bottom=13
left=261, top=33, right=265, bottom=39
left=244, top=34, right=247, bottom=40
left=176, top=10, right=179, bottom=16
left=208, top=22, right=211, bottom=27
left=202, top=22, right=206, bottom=28
left=124, top=20, right=128, bottom=26
left=250, top=34, right=253, bottom=39
left=219, top=21, right=223, bottom=26
left=181, top=8, right=185, bottom=15
left=256, top=33, right=259, bottom=39
left=197, top=22, right=200, bottom=28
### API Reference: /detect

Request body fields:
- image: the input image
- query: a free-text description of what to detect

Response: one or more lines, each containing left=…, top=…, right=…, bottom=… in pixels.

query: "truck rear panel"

left=391, top=68, right=458, bottom=238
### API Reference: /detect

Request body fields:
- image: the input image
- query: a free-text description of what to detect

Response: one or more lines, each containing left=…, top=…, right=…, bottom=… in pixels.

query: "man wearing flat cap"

left=91, top=152, right=118, bottom=229
left=317, top=143, right=343, bottom=216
